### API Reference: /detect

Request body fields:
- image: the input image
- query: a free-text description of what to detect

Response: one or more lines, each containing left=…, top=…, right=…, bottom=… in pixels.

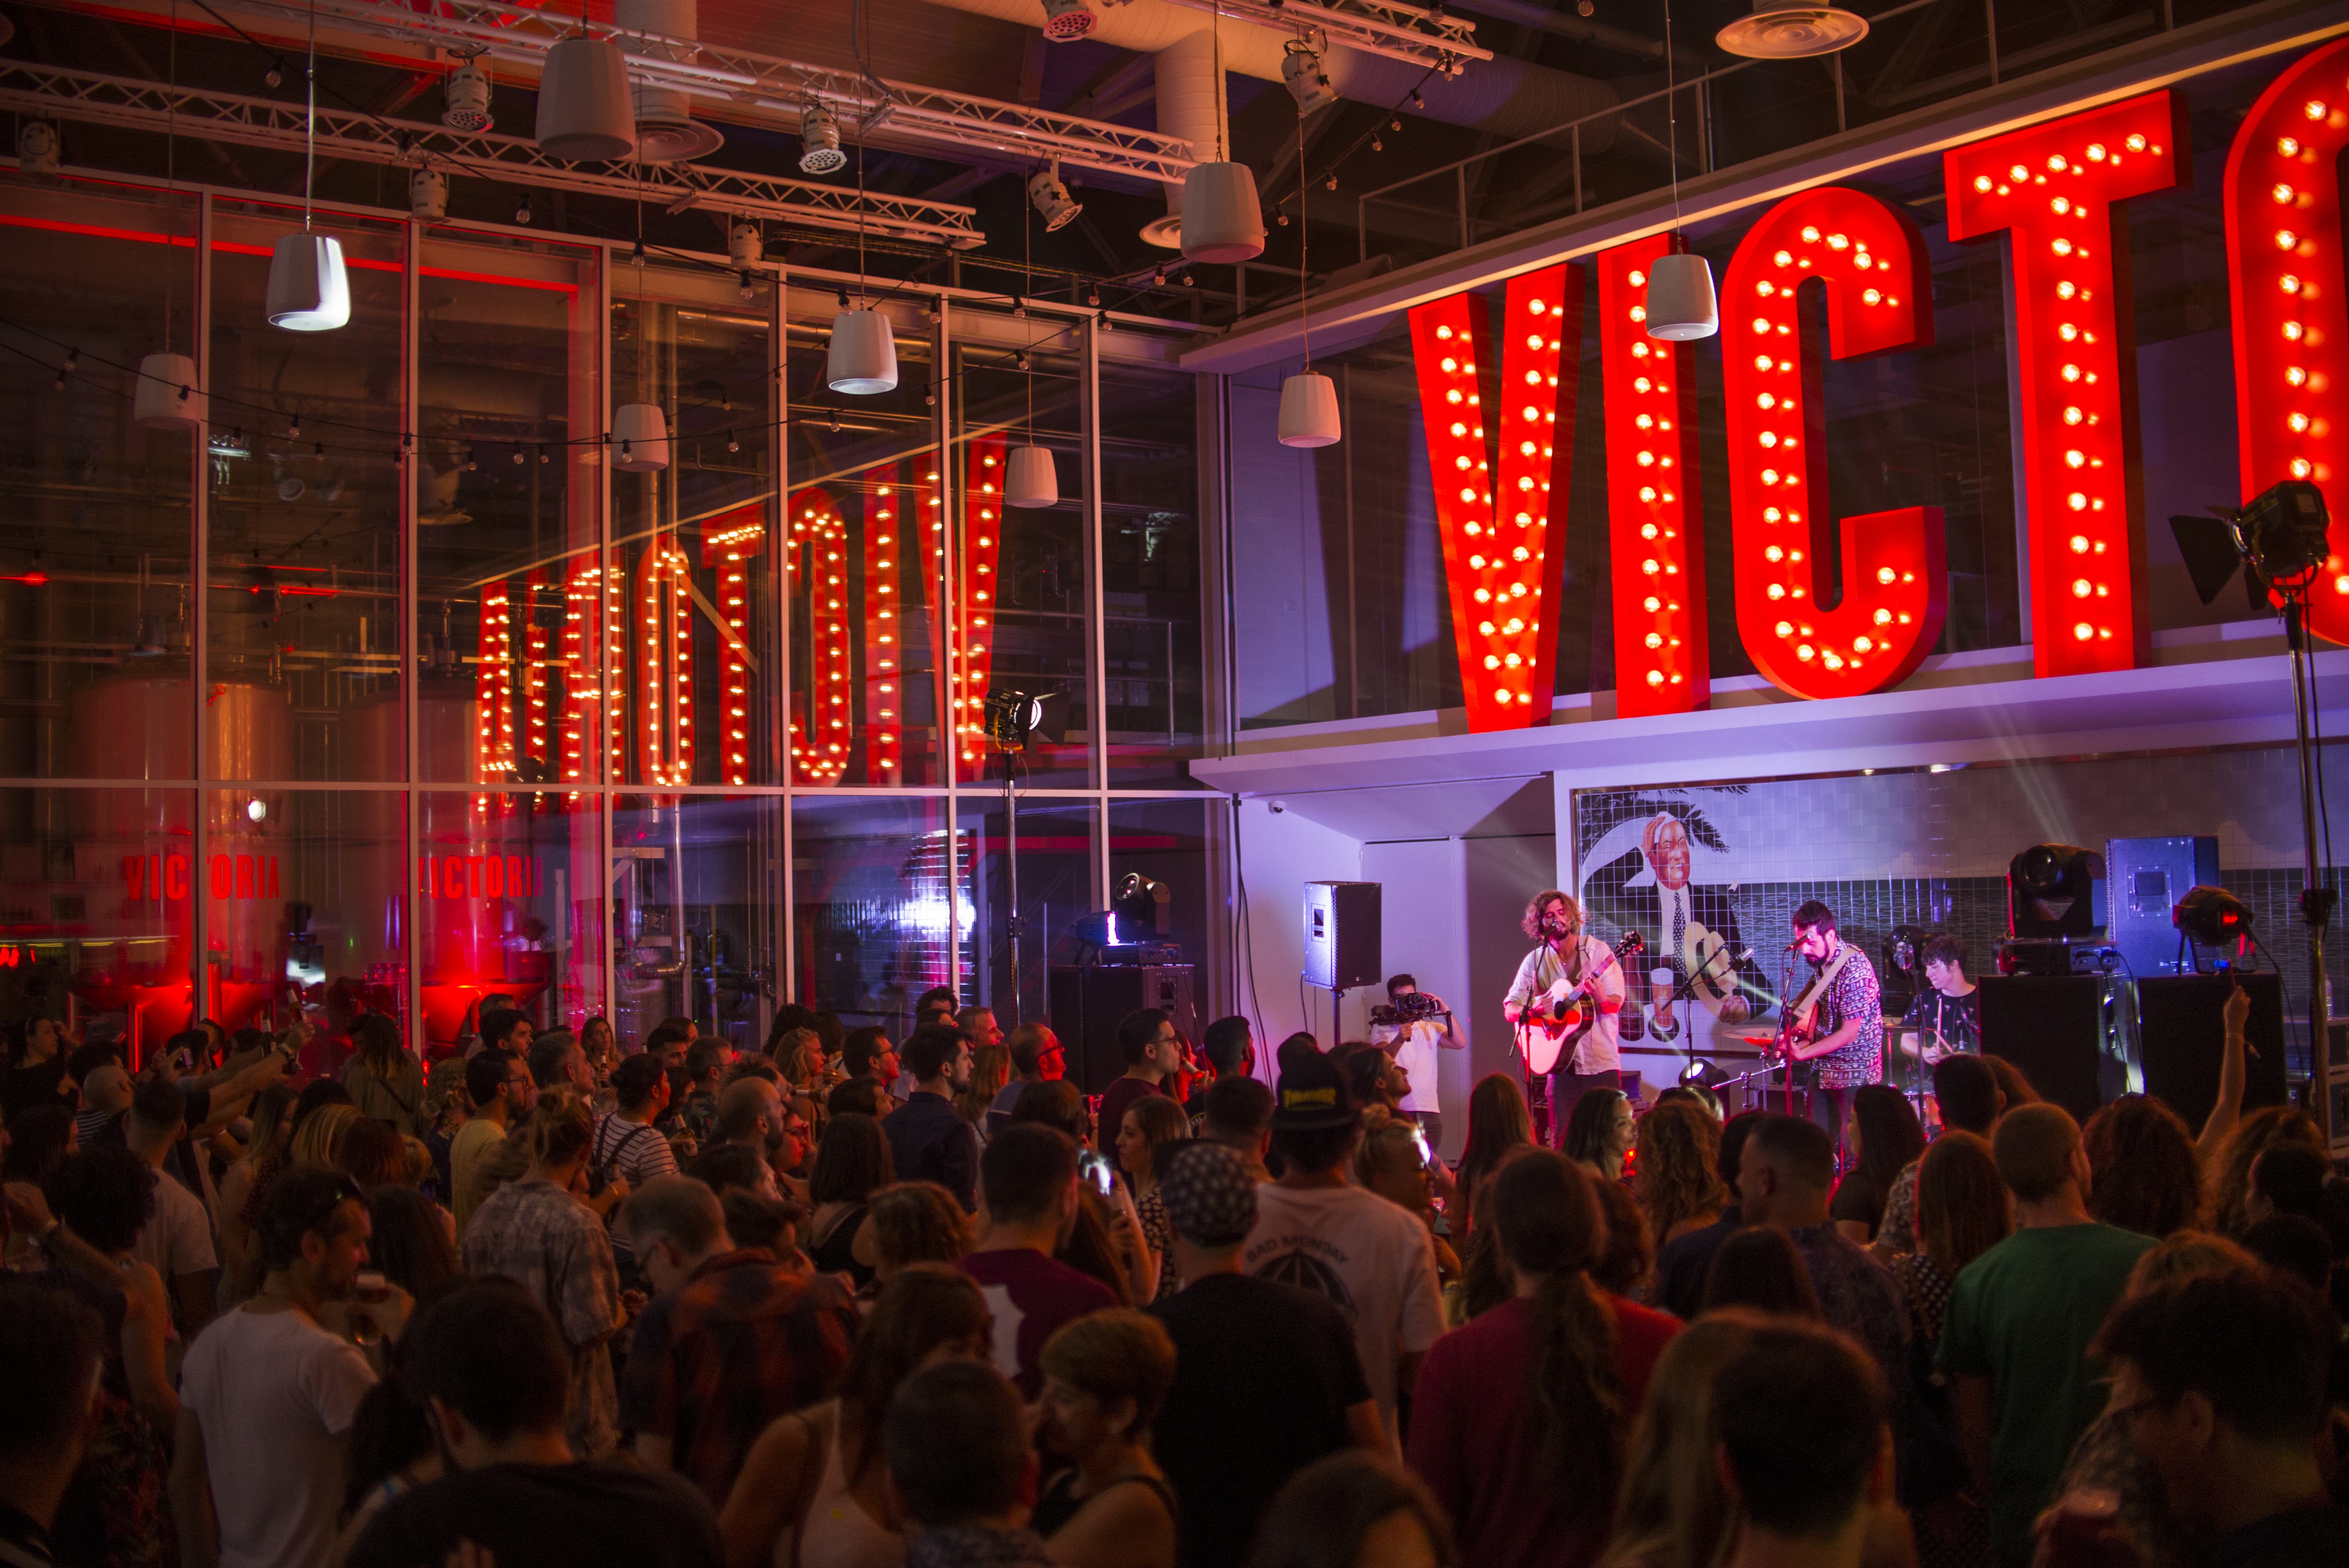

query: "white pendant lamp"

left=269, top=7, right=349, bottom=332
left=827, top=305, right=898, bottom=395
left=1278, top=371, right=1340, bottom=447
left=135, top=353, right=203, bottom=431
left=1644, top=251, right=1718, bottom=341
left=409, top=167, right=449, bottom=221
left=1276, top=94, right=1340, bottom=448
left=536, top=34, right=636, bottom=161
left=267, top=233, right=351, bottom=331
left=1179, top=161, right=1264, bottom=263
left=1005, top=443, right=1059, bottom=508
left=611, top=403, right=670, bottom=472
left=1644, top=3, right=1719, bottom=344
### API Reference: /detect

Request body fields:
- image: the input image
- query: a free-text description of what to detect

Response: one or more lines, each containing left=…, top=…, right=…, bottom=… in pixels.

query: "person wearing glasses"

left=171, top=1165, right=412, bottom=1568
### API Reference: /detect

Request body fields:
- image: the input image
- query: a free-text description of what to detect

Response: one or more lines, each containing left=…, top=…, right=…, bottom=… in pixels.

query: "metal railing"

left=1347, top=0, right=2187, bottom=267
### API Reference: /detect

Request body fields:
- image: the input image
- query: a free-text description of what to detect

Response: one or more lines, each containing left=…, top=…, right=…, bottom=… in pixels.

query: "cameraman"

left=1366, top=974, right=1467, bottom=1152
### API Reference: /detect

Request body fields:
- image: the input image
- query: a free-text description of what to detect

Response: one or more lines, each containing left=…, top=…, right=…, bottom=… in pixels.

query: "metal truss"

left=1144, top=0, right=1490, bottom=68
left=0, top=59, right=988, bottom=248
left=199, top=0, right=1206, bottom=185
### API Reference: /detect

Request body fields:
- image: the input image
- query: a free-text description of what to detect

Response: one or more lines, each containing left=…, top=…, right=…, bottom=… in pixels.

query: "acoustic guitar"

left=1517, top=931, right=1645, bottom=1076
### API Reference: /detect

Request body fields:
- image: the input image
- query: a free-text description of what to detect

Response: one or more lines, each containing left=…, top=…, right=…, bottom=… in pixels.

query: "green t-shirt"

left=1937, top=1222, right=2156, bottom=1561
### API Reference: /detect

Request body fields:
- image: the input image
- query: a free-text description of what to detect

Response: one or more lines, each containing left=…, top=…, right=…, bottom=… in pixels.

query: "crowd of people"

left=1, top=979, right=2344, bottom=1568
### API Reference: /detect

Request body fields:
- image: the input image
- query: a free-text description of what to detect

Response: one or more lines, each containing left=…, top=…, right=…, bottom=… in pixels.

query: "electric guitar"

left=1517, top=931, right=1644, bottom=1076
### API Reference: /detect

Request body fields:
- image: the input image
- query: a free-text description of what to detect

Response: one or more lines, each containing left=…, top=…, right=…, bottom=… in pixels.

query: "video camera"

left=1369, top=991, right=1446, bottom=1027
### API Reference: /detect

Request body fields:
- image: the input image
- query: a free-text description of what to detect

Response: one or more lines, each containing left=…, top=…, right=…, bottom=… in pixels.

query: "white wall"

left=1234, top=797, right=1364, bottom=1060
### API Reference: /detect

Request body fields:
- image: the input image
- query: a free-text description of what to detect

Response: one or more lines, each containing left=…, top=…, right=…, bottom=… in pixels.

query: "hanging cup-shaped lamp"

left=827, top=306, right=899, bottom=395
left=1277, top=370, right=1341, bottom=447
left=1644, top=251, right=1719, bottom=341
left=266, top=234, right=350, bottom=331
left=1005, top=444, right=1059, bottom=508
left=1179, top=162, right=1265, bottom=263
left=134, top=353, right=204, bottom=430
left=536, top=35, right=637, bottom=161
left=611, top=403, right=670, bottom=472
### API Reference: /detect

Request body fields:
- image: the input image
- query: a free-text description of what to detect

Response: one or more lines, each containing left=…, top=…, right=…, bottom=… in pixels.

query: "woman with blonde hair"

left=1633, top=1100, right=1726, bottom=1248
left=1600, top=1311, right=1764, bottom=1568
left=954, top=1043, right=1010, bottom=1133
left=771, top=1026, right=827, bottom=1092
left=288, top=1100, right=362, bottom=1170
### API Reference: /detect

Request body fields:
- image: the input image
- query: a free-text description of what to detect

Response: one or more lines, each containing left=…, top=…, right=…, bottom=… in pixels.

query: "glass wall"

left=1231, top=48, right=2288, bottom=730
left=0, top=169, right=1219, bottom=1062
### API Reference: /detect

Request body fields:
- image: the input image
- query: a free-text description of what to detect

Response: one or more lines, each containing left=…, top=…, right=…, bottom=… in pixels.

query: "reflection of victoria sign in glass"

left=1407, top=44, right=2349, bottom=722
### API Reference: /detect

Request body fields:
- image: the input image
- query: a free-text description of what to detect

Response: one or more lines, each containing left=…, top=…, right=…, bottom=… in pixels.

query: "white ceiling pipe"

left=919, top=0, right=1621, bottom=143
left=616, top=0, right=723, bottom=160
left=1144, top=29, right=1225, bottom=248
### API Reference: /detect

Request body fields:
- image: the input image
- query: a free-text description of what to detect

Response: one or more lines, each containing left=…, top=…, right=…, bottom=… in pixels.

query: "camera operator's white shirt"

left=1366, top=1017, right=1444, bottom=1113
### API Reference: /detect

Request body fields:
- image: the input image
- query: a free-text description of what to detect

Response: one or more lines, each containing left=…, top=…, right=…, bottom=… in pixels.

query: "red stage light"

left=1407, top=263, right=1577, bottom=732
left=2227, top=39, right=2349, bottom=633
left=1946, top=91, right=2185, bottom=676
left=1721, top=186, right=1946, bottom=699
left=1597, top=234, right=1708, bottom=717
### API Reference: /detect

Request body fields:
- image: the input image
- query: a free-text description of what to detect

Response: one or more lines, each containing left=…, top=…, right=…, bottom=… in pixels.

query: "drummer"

left=1897, top=934, right=1980, bottom=1062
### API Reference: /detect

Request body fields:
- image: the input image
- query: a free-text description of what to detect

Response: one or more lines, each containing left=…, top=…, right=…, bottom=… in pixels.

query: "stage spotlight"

left=2173, top=884, right=2255, bottom=948
left=1027, top=164, right=1083, bottom=232
left=1112, top=872, right=1172, bottom=937
left=2009, top=843, right=2104, bottom=939
left=1283, top=36, right=1341, bottom=114
left=799, top=102, right=846, bottom=174
left=980, top=688, right=1069, bottom=752
left=2169, top=479, right=2333, bottom=605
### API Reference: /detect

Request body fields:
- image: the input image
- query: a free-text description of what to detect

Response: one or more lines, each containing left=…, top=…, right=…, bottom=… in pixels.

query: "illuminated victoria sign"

left=1408, top=46, right=2347, bottom=729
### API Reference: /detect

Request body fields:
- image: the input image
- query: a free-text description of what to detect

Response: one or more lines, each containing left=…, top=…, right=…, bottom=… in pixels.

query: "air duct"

left=1080, top=2, right=1619, bottom=247
left=615, top=0, right=724, bottom=161
left=916, top=0, right=1622, bottom=203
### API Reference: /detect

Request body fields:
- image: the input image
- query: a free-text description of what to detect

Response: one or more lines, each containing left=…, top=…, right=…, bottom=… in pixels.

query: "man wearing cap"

left=1241, top=1053, right=1445, bottom=1451
left=1149, top=1142, right=1380, bottom=1568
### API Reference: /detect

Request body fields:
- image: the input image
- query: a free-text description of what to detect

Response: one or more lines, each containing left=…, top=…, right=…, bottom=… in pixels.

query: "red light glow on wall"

left=1597, top=234, right=1707, bottom=716
left=1407, top=263, right=1575, bottom=732
left=787, top=489, right=852, bottom=783
left=1945, top=91, right=2184, bottom=676
left=637, top=535, right=696, bottom=787
left=1721, top=185, right=1946, bottom=700
left=950, top=435, right=1008, bottom=772
left=2227, top=38, right=2349, bottom=640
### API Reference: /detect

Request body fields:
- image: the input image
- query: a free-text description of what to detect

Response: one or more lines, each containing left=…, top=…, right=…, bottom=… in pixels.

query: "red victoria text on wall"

left=1405, top=42, right=2349, bottom=723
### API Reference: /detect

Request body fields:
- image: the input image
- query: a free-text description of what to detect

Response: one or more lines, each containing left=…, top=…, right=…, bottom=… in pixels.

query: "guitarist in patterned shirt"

left=1501, top=890, right=1629, bottom=1151
left=1778, top=899, right=1884, bottom=1155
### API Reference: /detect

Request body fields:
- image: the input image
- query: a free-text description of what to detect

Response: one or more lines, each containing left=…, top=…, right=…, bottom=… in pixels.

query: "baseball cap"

left=1158, top=1142, right=1259, bottom=1247
left=1270, top=1051, right=1358, bottom=1131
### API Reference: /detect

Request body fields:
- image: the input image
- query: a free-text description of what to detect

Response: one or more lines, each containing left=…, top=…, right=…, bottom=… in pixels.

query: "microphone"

left=1783, top=939, right=1804, bottom=950
left=1734, top=947, right=1755, bottom=963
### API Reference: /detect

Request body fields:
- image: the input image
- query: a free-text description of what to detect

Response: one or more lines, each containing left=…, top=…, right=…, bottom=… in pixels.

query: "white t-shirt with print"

left=1241, top=1181, right=1445, bottom=1446
left=180, top=1305, right=377, bottom=1568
